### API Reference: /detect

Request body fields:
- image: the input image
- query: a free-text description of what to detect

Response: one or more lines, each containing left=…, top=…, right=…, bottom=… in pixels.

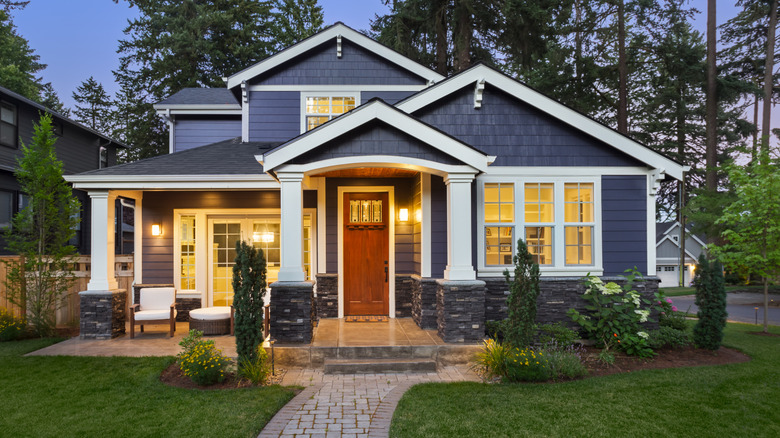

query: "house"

left=0, top=85, right=125, bottom=255
left=66, top=23, right=686, bottom=342
left=655, top=221, right=705, bottom=288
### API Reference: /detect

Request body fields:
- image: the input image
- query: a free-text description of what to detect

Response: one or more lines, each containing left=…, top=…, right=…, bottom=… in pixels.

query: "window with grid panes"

left=304, top=96, right=356, bottom=131
left=484, top=183, right=514, bottom=266
left=564, top=183, right=594, bottom=265
left=524, top=183, right=554, bottom=265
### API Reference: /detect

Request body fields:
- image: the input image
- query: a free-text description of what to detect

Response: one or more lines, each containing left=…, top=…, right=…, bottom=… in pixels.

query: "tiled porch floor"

left=310, top=317, right=445, bottom=347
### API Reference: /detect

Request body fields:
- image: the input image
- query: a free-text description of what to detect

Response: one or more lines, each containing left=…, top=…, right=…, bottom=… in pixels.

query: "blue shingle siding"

left=362, top=90, right=418, bottom=105
left=252, top=40, right=425, bottom=86
left=430, top=175, right=447, bottom=277
left=291, top=121, right=463, bottom=166
left=248, top=91, right=300, bottom=142
left=415, top=85, right=644, bottom=167
left=602, top=175, right=647, bottom=276
left=173, top=118, right=241, bottom=152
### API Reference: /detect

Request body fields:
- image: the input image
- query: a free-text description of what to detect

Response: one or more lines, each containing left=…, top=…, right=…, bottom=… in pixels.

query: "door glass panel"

left=180, top=215, right=196, bottom=290
left=212, top=220, right=240, bottom=306
left=252, top=219, right=280, bottom=286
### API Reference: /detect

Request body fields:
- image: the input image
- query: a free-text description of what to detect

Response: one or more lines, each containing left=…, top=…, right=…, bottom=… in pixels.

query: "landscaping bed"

left=581, top=345, right=749, bottom=378
left=159, top=361, right=286, bottom=390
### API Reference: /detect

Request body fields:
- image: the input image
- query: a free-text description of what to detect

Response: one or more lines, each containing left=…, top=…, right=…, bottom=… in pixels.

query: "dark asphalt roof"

left=156, top=88, right=239, bottom=106
left=77, top=138, right=281, bottom=176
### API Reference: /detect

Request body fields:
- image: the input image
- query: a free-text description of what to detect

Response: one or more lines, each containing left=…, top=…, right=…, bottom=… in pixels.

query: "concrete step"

left=324, top=358, right=437, bottom=374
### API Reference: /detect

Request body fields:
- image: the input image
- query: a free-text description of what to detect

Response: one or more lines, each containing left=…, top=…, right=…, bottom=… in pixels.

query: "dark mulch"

left=582, top=345, right=750, bottom=378
left=747, top=331, right=780, bottom=337
left=160, top=362, right=286, bottom=390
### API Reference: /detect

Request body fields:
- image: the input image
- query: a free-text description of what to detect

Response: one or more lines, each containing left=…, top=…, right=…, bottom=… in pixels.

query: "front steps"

left=324, top=358, right=437, bottom=374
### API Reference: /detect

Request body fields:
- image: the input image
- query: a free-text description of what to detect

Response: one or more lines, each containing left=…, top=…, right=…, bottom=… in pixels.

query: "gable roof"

left=656, top=221, right=706, bottom=247
left=226, top=22, right=445, bottom=90
left=396, top=64, right=687, bottom=180
left=0, top=85, right=127, bottom=148
left=155, top=88, right=239, bottom=107
left=259, top=99, right=493, bottom=175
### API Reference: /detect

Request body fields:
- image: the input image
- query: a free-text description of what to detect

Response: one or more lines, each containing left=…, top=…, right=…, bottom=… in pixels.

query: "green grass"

left=0, top=339, right=296, bottom=438
left=391, top=323, right=780, bottom=437
left=660, top=285, right=780, bottom=297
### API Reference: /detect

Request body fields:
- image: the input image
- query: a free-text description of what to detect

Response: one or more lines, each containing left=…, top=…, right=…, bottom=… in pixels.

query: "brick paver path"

left=258, top=367, right=479, bottom=438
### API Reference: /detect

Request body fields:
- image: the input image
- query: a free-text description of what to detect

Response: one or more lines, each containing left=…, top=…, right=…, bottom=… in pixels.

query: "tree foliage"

left=232, top=240, right=267, bottom=365
left=72, top=76, right=113, bottom=133
left=2, top=114, right=79, bottom=337
left=271, top=0, right=324, bottom=51
left=692, top=254, right=727, bottom=349
left=503, top=239, right=540, bottom=348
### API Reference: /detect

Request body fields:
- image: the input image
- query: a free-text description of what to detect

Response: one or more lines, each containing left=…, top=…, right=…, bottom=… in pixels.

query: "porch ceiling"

left=310, top=167, right=418, bottom=178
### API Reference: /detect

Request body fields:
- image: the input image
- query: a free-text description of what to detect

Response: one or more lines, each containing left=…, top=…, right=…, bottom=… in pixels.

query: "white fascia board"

left=482, top=166, right=652, bottom=176
left=262, top=101, right=490, bottom=173
left=154, top=104, right=241, bottom=111
left=248, top=85, right=427, bottom=92
left=66, top=174, right=278, bottom=190
left=157, top=109, right=242, bottom=116
left=397, top=65, right=686, bottom=180
left=226, top=24, right=444, bottom=89
left=275, top=156, right=479, bottom=178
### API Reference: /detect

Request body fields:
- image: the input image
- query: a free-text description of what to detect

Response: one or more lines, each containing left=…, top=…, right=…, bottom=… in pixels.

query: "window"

left=0, top=190, right=13, bottom=229
left=484, top=183, right=514, bottom=266
left=664, top=266, right=675, bottom=272
left=657, top=266, right=663, bottom=272
left=304, top=95, right=356, bottom=131
left=564, top=183, right=594, bottom=265
left=99, top=146, right=108, bottom=169
left=1, top=101, right=18, bottom=148
left=524, top=183, right=554, bottom=265
left=180, top=216, right=196, bottom=290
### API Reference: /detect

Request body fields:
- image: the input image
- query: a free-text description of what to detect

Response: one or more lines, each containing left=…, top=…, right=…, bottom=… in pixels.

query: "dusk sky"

left=9, top=1, right=758, bottom=122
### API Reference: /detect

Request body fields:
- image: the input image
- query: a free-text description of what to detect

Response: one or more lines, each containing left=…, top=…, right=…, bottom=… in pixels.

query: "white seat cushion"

left=140, top=287, right=176, bottom=311
left=189, top=306, right=231, bottom=321
left=134, top=309, right=177, bottom=321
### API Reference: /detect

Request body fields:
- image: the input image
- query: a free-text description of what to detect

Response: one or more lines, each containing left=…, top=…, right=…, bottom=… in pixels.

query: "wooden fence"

left=0, top=255, right=134, bottom=326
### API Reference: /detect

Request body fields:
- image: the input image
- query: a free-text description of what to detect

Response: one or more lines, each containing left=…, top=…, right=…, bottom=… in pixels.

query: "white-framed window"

left=477, top=176, right=601, bottom=276
left=301, top=94, right=358, bottom=132
left=0, top=101, right=18, bottom=148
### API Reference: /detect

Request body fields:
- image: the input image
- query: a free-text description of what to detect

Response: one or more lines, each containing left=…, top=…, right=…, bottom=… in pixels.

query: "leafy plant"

left=504, top=348, right=551, bottom=382
left=598, top=349, right=615, bottom=365
left=177, top=329, right=231, bottom=386
left=232, top=240, right=267, bottom=365
left=545, top=346, right=588, bottom=380
left=485, top=320, right=506, bottom=341
left=2, top=114, right=80, bottom=337
left=647, top=327, right=691, bottom=350
left=537, top=322, right=578, bottom=350
left=503, top=239, right=540, bottom=348
left=692, top=255, right=728, bottom=350
left=472, top=338, right=512, bottom=380
left=657, top=295, right=690, bottom=331
left=0, top=307, right=25, bottom=341
left=567, top=269, right=655, bottom=358
left=239, top=345, right=271, bottom=385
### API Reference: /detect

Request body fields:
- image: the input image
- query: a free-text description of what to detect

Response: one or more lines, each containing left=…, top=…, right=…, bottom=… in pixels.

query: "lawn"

left=660, top=285, right=780, bottom=297
left=391, top=323, right=780, bottom=437
left=0, top=339, right=296, bottom=438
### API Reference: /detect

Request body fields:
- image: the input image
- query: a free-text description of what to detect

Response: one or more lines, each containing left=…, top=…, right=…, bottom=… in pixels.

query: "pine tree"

left=72, top=76, right=113, bottom=132
left=692, top=254, right=727, bottom=349
left=232, top=240, right=267, bottom=364
left=0, top=9, right=44, bottom=101
left=271, top=0, right=324, bottom=51
left=503, top=239, right=541, bottom=348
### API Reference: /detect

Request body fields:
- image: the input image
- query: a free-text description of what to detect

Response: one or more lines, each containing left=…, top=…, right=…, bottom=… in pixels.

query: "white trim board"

left=227, top=23, right=444, bottom=89
left=396, top=64, right=687, bottom=181
left=250, top=85, right=426, bottom=92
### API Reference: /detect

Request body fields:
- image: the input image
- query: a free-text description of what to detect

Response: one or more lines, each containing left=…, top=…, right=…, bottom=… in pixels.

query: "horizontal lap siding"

left=430, top=175, right=447, bottom=277
left=602, top=175, right=647, bottom=275
left=413, top=174, right=422, bottom=275
left=415, top=85, right=643, bottom=167
left=253, top=41, right=425, bottom=86
left=248, top=91, right=299, bottom=142
left=173, top=119, right=241, bottom=152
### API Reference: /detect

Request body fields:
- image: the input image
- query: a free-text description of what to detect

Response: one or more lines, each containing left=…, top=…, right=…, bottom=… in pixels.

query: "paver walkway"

left=259, top=366, right=480, bottom=438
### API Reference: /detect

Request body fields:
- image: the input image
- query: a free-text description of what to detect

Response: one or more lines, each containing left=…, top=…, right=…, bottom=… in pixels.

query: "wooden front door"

left=343, top=192, right=389, bottom=316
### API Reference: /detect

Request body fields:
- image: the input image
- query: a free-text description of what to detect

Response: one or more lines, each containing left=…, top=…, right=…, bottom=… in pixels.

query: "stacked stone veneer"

left=395, top=275, right=414, bottom=318
left=411, top=276, right=438, bottom=329
left=315, top=274, right=338, bottom=319
left=436, top=279, right=486, bottom=343
left=79, top=291, right=126, bottom=339
left=270, top=281, right=315, bottom=343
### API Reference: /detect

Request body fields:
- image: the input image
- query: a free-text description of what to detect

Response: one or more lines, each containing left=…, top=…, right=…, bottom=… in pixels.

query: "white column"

left=444, top=173, right=477, bottom=281
left=133, top=194, right=143, bottom=288
left=277, top=172, right=306, bottom=282
left=87, top=190, right=119, bottom=291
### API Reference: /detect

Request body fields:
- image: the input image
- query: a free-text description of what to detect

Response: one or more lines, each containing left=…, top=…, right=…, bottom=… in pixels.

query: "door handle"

left=384, top=261, right=388, bottom=282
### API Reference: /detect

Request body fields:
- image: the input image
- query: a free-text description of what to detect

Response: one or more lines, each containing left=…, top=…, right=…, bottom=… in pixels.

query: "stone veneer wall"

left=315, top=274, right=338, bottom=319
left=411, top=276, right=438, bottom=329
left=79, top=291, right=126, bottom=339
left=395, top=275, right=414, bottom=318
left=270, top=281, right=315, bottom=343
left=436, top=279, right=486, bottom=343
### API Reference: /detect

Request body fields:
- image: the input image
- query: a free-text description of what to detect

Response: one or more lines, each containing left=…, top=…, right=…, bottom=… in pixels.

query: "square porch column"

left=443, top=173, right=477, bottom=281
left=277, top=172, right=306, bottom=282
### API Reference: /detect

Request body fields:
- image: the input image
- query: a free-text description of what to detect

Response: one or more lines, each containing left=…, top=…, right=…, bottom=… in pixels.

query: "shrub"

left=567, top=269, right=655, bottom=358
left=545, top=347, right=588, bottom=380
left=0, top=307, right=25, bottom=341
left=503, top=239, right=540, bottom=348
left=178, top=329, right=232, bottom=386
left=472, top=338, right=512, bottom=380
left=504, top=348, right=551, bottom=382
left=537, top=322, right=578, bottom=350
left=232, top=240, right=267, bottom=365
left=647, top=326, right=691, bottom=350
left=657, top=294, right=689, bottom=331
left=693, top=255, right=727, bottom=350
left=239, top=345, right=271, bottom=385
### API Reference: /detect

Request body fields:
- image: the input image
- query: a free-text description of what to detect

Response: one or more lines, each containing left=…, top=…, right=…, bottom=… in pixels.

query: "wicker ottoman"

left=189, top=307, right=234, bottom=335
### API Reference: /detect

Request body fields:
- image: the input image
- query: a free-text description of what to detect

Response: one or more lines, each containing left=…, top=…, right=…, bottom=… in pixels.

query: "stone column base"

left=436, top=279, right=486, bottom=343
left=314, top=274, right=338, bottom=319
left=412, top=276, right=438, bottom=329
left=270, top=281, right=315, bottom=343
left=79, top=290, right=126, bottom=339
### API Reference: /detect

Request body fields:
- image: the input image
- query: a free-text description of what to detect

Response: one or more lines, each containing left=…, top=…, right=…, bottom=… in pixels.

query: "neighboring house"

left=67, top=23, right=686, bottom=341
left=655, top=221, right=705, bottom=288
left=0, top=85, right=125, bottom=255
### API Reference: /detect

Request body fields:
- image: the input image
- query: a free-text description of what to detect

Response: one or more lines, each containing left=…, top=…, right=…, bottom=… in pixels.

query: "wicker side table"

left=188, top=307, right=233, bottom=335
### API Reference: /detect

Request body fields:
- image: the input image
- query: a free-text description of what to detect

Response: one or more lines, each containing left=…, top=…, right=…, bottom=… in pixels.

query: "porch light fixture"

left=151, top=223, right=163, bottom=236
left=398, top=208, right=409, bottom=222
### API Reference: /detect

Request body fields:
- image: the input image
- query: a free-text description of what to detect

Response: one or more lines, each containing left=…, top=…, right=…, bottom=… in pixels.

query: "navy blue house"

left=67, top=23, right=686, bottom=341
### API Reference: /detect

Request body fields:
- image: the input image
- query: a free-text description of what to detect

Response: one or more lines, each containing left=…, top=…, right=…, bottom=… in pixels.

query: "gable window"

left=303, top=95, right=356, bottom=131
left=1, top=101, right=18, bottom=148
left=484, top=183, right=514, bottom=266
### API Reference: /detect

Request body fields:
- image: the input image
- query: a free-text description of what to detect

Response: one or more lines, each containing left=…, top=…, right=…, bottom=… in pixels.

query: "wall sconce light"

left=151, top=223, right=163, bottom=236
left=398, top=208, right=409, bottom=222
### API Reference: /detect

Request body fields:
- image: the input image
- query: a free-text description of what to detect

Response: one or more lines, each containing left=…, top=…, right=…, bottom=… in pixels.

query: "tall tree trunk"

left=617, top=0, right=628, bottom=134
left=434, top=0, right=448, bottom=75
left=761, top=0, right=778, bottom=160
left=453, top=0, right=472, bottom=72
left=753, top=87, right=760, bottom=163
left=705, top=0, right=718, bottom=222
left=677, top=91, right=687, bottom=287
left=575, top=0, right=583, bottom=97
